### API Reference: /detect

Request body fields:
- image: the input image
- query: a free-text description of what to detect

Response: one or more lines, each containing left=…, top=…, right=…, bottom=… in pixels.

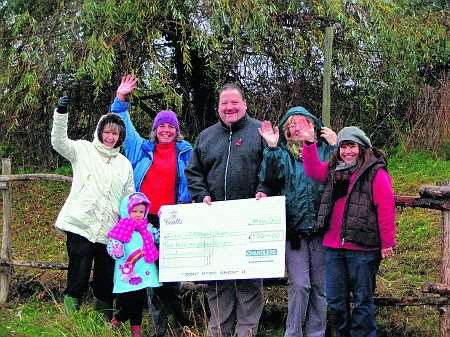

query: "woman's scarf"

left=108, top=218, right=159, bottom=263
left=92, top=138, right=119, bottom=162
left=332, top=161, right=359, bottom=200
left=287, top=141, right=302, bottom=159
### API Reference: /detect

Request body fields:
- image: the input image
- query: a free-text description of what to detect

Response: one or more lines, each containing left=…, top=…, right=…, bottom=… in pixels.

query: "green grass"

left=374, top=147, right=448, bottom=336
left=388, top=148, right=450, bottom=194
left=0, top=298, right=130, bottom=337
left=0, top=301, right=62, bottom=337
left=10, top=180, right=68, bottom=263
left=0, top=148, right=448, bottom=336
left=376, top=207, right=441, bottom=336
left=53, top=165, right=73, bottom=177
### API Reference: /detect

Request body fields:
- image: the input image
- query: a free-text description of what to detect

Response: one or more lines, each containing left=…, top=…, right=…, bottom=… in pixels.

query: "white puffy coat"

left=51, top=111, right=135, bottom=244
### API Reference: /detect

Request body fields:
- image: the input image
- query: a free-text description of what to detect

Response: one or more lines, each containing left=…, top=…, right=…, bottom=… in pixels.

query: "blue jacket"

left=108, top=228, right=161, bottom=293
left=111, top=97, right=192, bottom=205
left=107, top=193, right=161, bottom=293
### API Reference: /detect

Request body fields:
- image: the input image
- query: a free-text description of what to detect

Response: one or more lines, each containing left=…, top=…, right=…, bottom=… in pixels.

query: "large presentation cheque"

left=158, top=196, right=286, bottom=282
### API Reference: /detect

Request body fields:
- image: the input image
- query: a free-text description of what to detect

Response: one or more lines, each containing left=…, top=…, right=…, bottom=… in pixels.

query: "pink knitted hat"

left=127, top=192, right=151, bottom=217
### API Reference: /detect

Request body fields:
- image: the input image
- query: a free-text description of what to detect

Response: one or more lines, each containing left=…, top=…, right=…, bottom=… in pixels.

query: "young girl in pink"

left=107, top=192, right=161, bottom=337
left=301, top=126, right=396, bottom=337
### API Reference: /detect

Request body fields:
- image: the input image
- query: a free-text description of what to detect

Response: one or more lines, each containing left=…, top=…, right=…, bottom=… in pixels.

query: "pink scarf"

left=108, top=218, right=159, bottom=263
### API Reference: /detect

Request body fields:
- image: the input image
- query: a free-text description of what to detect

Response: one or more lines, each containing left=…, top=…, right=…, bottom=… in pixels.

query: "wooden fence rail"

left=1, top=158, right=449, bottom=336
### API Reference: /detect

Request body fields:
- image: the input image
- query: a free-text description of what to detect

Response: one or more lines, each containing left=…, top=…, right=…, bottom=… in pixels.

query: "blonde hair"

left=283, top=115, right=314, bottom=140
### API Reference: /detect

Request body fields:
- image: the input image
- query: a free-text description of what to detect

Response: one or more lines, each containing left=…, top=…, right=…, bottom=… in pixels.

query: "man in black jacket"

left=185, top=83, right=270, bottom=337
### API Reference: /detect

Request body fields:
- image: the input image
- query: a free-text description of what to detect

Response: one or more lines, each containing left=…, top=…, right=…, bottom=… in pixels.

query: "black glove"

left=56, top=96, right=69, bottom=114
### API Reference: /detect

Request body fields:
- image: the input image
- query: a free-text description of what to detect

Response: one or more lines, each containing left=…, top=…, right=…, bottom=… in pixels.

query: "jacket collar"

left=219, top=114, right=249, bottom=132
left=92, top=138, right=120, bottom=159
left=141, top=139, right=192, bottom=156
left=348, top=151, right=386, bottom=187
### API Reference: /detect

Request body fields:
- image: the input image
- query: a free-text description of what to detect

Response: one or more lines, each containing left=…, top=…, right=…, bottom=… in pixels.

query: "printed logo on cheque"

left=163, top=210, right=183, bottom=226
left=246, top=249, right=277, bottom=257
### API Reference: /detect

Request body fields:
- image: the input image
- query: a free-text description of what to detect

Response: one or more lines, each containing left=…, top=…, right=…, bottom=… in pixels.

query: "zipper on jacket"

left=174, top=146, right=184, bottom=204
left=138, top=152, right=154, bottom=190
left=175, top=156, right=180, bottom=204
left=174, top=144, right=191, bottom=204
left=341, top=218, right=345, bottom=246
left=224, top=130, right=232, bottom=201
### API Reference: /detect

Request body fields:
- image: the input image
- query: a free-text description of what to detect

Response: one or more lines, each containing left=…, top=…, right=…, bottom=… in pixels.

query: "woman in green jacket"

left=258, top=107, right=336, bottom=337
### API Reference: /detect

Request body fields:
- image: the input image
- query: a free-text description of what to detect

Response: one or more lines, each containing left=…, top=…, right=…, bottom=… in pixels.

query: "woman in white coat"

left=51, top=96, right=135, bottom=317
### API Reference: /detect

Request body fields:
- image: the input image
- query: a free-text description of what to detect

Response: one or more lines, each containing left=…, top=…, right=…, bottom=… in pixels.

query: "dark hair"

left=328, top=143, right=386, bottom=171
left=219, top=83, right=245, bottom=100
left=96, top=113, right=126, bottom=148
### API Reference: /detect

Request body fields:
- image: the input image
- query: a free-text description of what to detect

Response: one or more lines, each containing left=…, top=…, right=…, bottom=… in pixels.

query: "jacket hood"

left=119, top=192, right=151, bottom=219
left=94, top=113, right=126, bottom=148
left=278, top=106, right=324, bottom=146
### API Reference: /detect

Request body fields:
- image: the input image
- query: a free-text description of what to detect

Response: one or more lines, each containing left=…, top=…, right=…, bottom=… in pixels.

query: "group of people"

left=51, top=74, right=396, bottom=337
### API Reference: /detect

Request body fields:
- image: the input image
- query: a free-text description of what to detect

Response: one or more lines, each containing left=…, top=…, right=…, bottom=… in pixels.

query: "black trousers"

left=115, top=288, right=147, bottom=326
left=147, top=214, right=187, bottom=334
left=65, top=231, right=114, bottom=303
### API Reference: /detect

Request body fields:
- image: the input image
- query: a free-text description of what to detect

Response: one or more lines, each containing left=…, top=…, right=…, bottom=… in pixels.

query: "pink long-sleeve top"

left=302, top=142, right=396, bottom=251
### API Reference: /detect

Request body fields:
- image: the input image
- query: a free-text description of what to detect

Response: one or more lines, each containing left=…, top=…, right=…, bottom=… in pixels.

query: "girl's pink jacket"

left=302, top=143, right=396, bottom=251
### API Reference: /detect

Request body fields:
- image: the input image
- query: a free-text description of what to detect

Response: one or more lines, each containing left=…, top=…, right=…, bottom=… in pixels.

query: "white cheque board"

left=158, top=196, right=286, bottom=282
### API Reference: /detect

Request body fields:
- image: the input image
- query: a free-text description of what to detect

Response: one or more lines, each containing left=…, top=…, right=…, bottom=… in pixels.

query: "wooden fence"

left=1, top=158, right=449, bottom=336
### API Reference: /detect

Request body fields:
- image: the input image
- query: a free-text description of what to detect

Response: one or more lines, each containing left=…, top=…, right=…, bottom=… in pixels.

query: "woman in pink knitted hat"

left=107, top=192, right=161, bottom=337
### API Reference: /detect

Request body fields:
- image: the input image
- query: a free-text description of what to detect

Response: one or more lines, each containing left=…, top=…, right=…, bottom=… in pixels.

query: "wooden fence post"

left=0, top=158, right=12, bottom=304
left=441, top=209, right=450, bottom=337
left=321, top=25, right=334, bottom=128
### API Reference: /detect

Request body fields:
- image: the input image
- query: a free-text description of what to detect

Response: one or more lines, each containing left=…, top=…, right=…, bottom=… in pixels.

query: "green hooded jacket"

left=258, top=107, right=335, bottom=241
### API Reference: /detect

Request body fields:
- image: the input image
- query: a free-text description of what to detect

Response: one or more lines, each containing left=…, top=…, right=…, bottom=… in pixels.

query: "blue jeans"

left=325, top=248, right=380, bottom=337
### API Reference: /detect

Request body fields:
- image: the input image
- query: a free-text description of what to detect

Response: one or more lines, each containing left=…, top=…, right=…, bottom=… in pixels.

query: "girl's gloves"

left=151, top=227, right=160, bottom=248
left=107, top=239, right=124, bottom=259
left=56, top=96, right=69, bottom=114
